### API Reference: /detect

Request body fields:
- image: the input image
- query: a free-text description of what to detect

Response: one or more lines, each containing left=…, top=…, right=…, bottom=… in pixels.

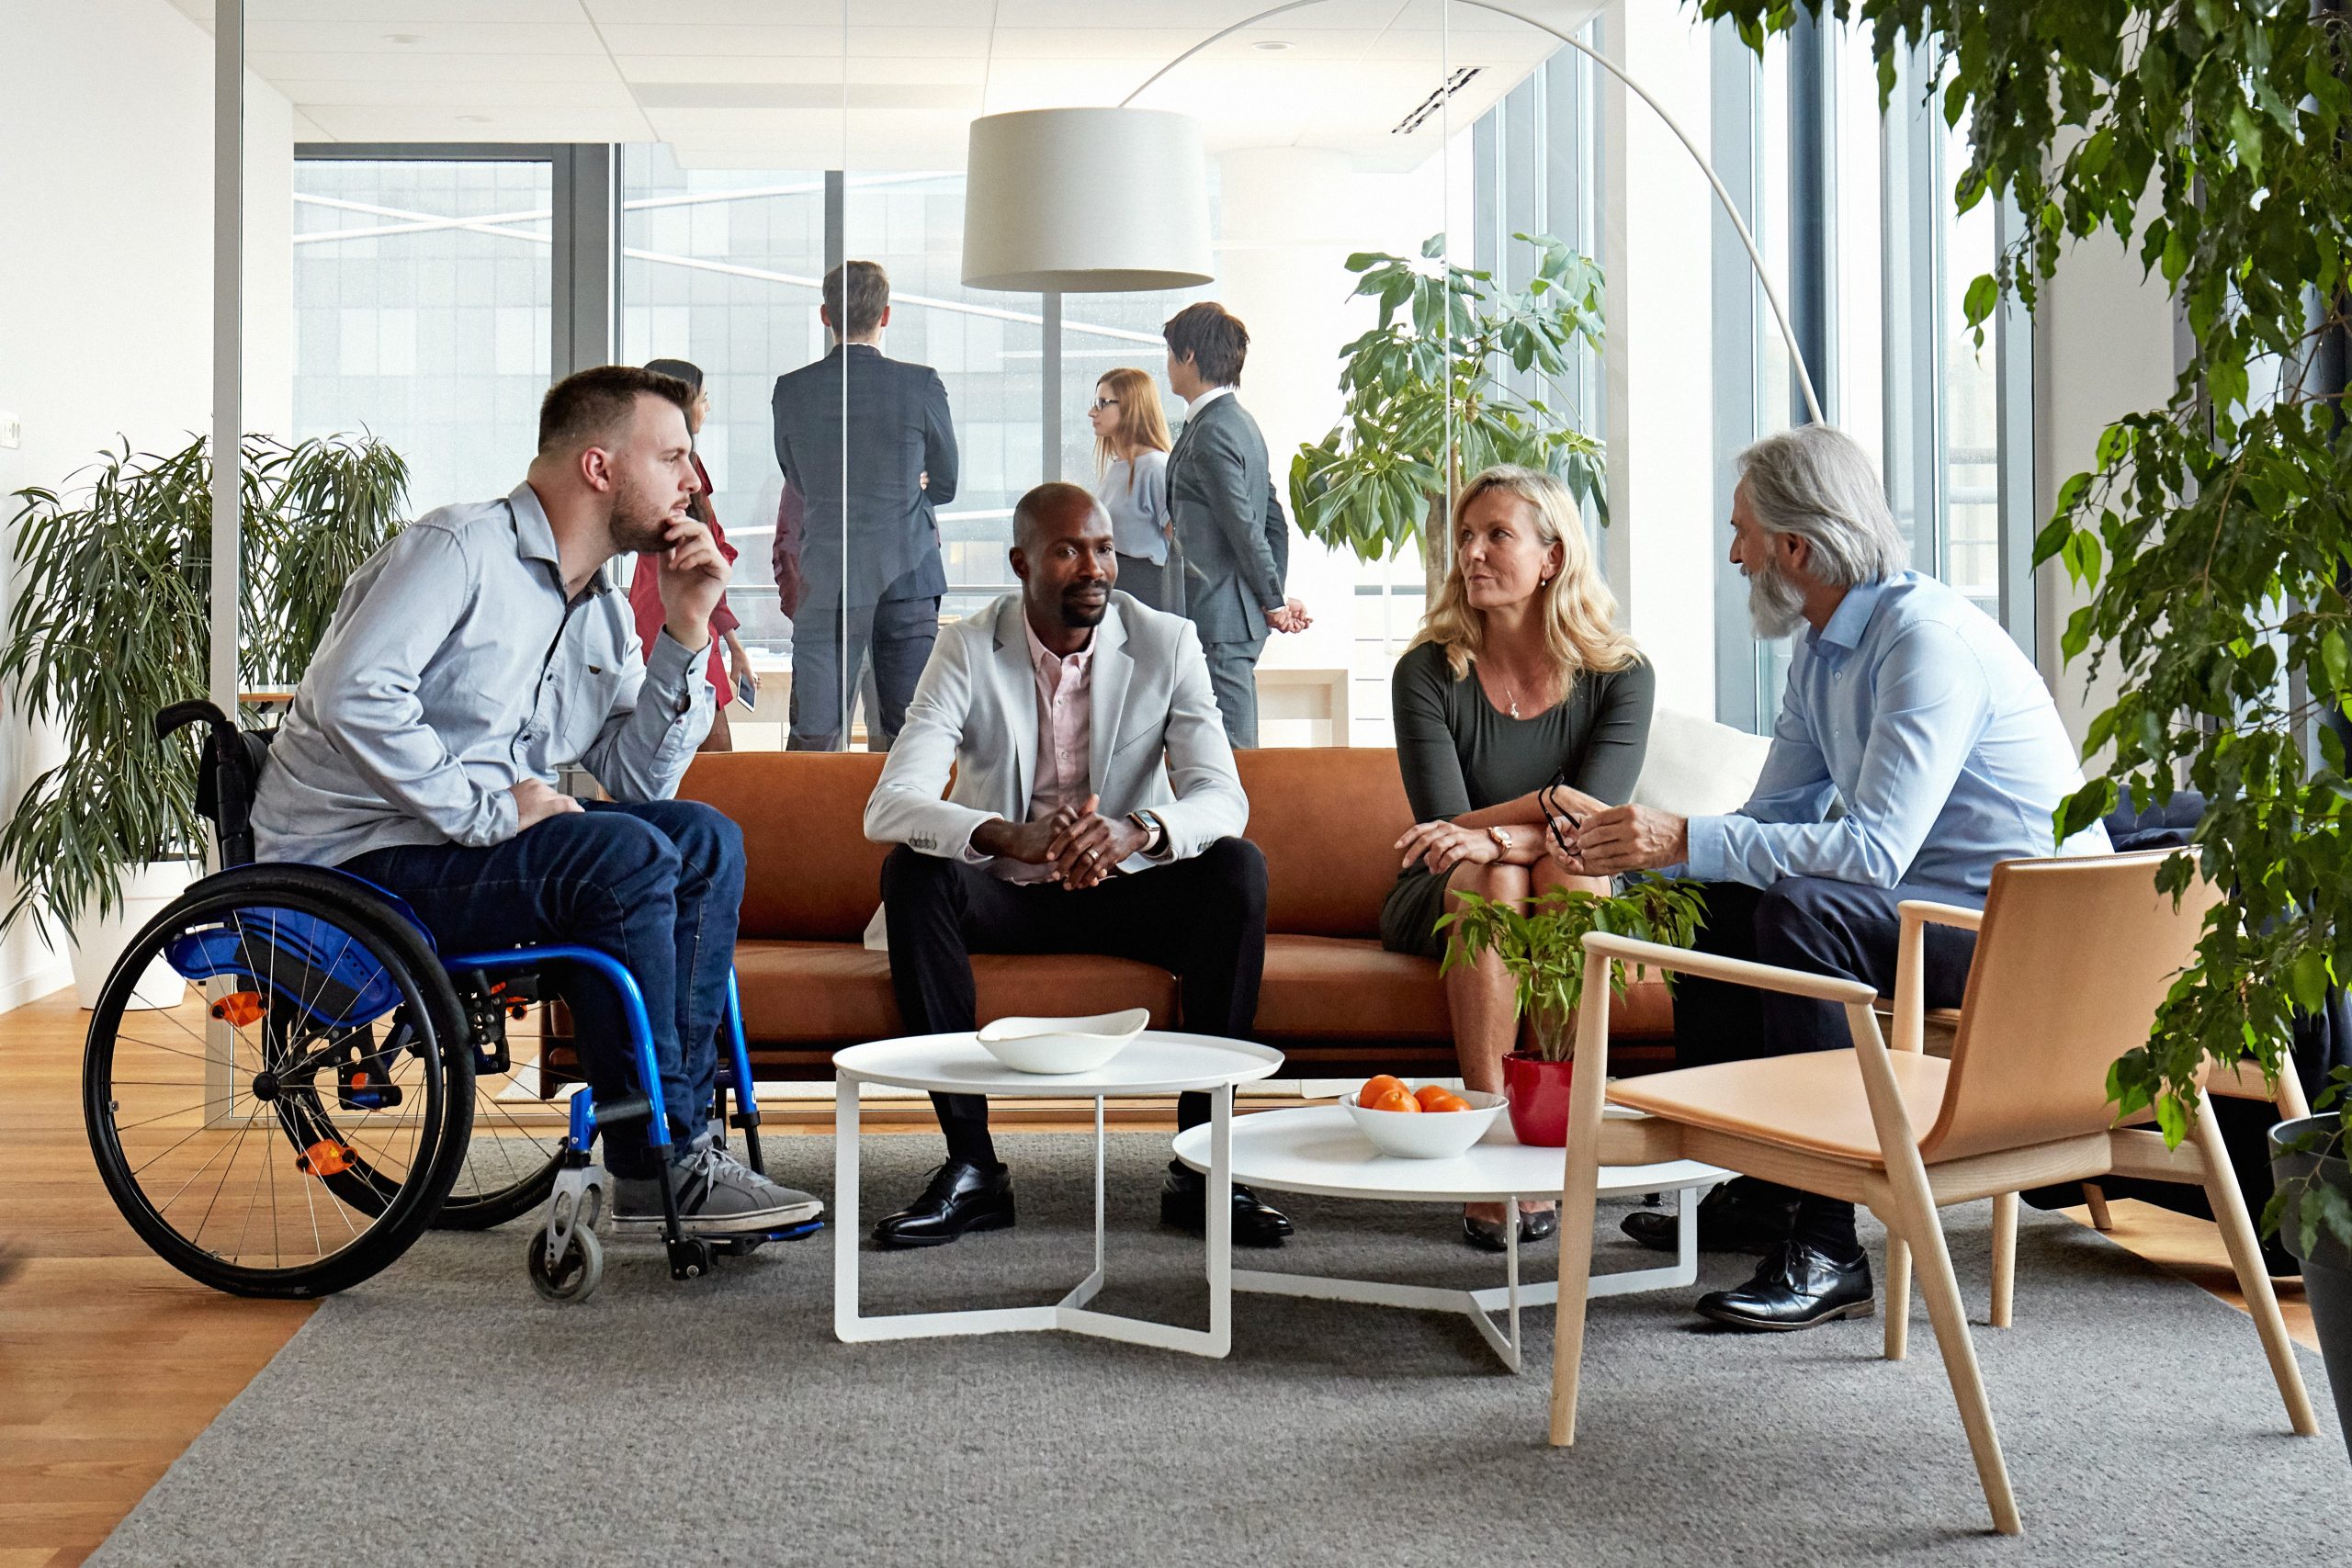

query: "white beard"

left=1747, top=558, right=1808, bottom=640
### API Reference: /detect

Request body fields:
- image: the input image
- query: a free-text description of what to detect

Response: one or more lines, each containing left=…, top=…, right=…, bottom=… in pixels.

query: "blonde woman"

left=1381, top=465, right=1655, bottom=1251
left=1088, top=367, right=1182, bottom=613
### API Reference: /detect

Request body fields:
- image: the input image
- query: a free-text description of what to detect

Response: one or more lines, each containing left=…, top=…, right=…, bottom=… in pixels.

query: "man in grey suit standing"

left=863, top=481, right=1294, bottom=1250
left=771, top=260, right=958, bottom=750
left=1161, top=302, right=1309, bottom=749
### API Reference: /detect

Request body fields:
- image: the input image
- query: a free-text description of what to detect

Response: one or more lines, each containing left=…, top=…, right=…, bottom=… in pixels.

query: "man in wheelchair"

left=250, top=364, right=820, bottom=1238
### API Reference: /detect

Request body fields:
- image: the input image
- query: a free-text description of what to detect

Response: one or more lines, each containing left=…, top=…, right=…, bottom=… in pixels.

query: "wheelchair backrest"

left=155, top=700, right=274, bottom=869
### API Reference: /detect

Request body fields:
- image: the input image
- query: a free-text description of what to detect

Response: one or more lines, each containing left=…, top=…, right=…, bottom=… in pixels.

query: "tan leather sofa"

left=675, top=747, right=1677, bottom=1081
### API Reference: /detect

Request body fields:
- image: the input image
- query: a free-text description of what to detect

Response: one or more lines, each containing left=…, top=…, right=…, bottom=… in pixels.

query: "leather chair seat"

left=732, top=940, right=1178, bottom=1044
left=1607, top=1048, right=1951, bottom=1164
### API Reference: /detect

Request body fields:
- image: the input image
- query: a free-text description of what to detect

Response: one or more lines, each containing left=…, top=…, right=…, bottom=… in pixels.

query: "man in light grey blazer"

left=863, top=481, right=1293, bottom=1249
left=1162, top=301, right=1309, bottom=749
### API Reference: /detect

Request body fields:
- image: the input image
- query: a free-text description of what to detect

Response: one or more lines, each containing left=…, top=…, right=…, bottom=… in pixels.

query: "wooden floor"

left=0, top=988, right=2317, bottom=1567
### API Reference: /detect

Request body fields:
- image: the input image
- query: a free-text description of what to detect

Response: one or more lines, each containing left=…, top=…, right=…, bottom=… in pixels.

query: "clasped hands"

left=1396, top=799, right=1690, bottom=878
left=973, top=794, right=1146, bottom=889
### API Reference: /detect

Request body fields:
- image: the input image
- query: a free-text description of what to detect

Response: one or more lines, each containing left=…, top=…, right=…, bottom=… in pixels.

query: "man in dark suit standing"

left=1161, top=302, right=1308, bottom=749
left=772, top=261, right=959, bottom=750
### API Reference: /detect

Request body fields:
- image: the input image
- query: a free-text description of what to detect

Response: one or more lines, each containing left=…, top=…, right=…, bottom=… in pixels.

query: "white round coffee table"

left=1171, top=1102, right=1727, bottom=1371
left=832, top=1031, right=1283, bottom=1359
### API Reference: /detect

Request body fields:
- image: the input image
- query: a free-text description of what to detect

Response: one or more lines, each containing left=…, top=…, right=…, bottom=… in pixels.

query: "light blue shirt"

left=1097, top=448, right=1171, bottom=564
left=253, top=482, right=714, bottom=865
left=1684, top=571, right=2108, bottom=894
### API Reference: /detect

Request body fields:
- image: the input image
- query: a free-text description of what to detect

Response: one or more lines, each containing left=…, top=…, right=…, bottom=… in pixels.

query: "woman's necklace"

left=1487, top=660, right=1547, bottom=720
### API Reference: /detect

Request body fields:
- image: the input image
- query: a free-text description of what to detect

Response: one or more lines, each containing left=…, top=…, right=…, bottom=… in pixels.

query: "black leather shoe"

left=1463, top=1208, right=1560, bottom=1253
left=1622, top=1178, right=1801, bottom=1255
left=1695, top=1241, right=1874, bottom=1331
left=872, top=1159, right=1015, bottom=1249
left=1160, top=1162, right=1293, bottom=1247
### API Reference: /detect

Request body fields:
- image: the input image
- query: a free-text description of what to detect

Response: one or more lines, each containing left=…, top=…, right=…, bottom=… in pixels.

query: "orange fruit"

left=1417, top=1086, right=1471, bottom=1112
left=1367, top=1087, right=1420, bottom=1113
left=1357, top=1075, right=1409, bottom=1109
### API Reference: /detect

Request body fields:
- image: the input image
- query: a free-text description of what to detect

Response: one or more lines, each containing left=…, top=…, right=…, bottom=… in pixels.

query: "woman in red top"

left=635, top=358, right=757, bottom=751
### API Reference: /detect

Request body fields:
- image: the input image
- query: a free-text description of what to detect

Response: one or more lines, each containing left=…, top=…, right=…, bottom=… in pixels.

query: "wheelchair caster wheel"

left=528, top=1225, right=603, bottom=1303
left=666, top=1235, right=714, bottom=1280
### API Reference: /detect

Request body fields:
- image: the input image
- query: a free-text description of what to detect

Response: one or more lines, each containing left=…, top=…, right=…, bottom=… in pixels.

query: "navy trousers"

left=343, top=799, right=747, bottom=1179
left=1673, top=876, right=1983, bottom=1249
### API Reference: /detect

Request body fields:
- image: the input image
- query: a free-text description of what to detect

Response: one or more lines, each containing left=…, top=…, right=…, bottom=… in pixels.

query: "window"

left=292, top=156, right=553, bottom=510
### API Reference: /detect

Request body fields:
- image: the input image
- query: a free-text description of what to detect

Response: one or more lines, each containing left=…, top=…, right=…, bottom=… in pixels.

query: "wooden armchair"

left=1547, top=852, right=2319, bottom=1536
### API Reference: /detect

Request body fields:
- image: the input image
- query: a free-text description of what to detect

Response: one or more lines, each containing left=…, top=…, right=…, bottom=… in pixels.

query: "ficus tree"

left=1699, top=0, right=2352, bottom=1247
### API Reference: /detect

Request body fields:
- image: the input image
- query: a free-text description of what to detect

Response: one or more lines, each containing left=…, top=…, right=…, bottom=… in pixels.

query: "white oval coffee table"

left=1172, top=1102, right=1727, bottom=1371
left=832, top=1031, right=1283, bottom=1359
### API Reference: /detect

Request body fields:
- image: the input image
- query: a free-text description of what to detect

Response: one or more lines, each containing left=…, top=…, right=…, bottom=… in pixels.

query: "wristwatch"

left=1486, top=826, right=1513, bottom=855
left=1128, top=808, right=1169, bottom=857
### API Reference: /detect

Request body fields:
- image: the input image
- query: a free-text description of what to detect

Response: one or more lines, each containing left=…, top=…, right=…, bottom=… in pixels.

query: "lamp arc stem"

left=1121, top=0, right=1826, bottom=427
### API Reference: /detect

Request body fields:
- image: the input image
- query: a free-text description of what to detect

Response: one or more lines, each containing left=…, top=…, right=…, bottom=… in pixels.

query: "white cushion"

left=1632, top=707, right=1771, bottom=819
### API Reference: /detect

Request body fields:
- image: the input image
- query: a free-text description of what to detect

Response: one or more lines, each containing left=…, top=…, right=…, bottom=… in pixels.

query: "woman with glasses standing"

left=1088, top=367, right=1182, bottom=614
left=633, top=357, right=756, bottom=751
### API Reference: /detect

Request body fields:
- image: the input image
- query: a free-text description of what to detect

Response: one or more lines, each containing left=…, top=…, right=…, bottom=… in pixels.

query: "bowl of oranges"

left=1342, top=1076, right=1509, bottom=1159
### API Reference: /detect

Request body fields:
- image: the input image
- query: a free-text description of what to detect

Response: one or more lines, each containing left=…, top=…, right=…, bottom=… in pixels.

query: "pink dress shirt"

left=992, top=615, right=1094, bottom=883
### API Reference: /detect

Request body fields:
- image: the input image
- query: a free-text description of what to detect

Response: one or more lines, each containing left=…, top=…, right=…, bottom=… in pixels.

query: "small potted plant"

left=1438, top=879, right=1706, bottom=1145
left=2267, top=1067, right=2352, bottom=1449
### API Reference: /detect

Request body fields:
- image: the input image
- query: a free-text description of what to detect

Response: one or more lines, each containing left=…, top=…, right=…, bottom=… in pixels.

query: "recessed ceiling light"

left=385, top=33, right=423, bottom=44
left=1251, top=39, right=1295, bottom=51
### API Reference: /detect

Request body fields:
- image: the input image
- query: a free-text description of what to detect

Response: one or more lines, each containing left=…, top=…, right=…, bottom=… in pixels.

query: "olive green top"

left=1378, top=640, right=1656, bottom=957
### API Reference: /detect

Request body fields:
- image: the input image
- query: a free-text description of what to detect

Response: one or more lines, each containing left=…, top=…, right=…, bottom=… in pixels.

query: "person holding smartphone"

left=629, top=357, right=757, bottom=751
left=1381, top=465, right=1655, bottom=1252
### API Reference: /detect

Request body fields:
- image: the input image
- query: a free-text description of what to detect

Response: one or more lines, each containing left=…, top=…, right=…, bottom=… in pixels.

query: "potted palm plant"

left=0, top=433, right=407, bottom=1006
left=1438, top=879, right=1707, bottom=1145
left=1291, top=231, right=1606, bottom=600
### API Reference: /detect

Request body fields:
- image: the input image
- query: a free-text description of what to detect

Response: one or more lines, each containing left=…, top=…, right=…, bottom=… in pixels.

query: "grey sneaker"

left=613, top=1145, right=823, bottom=1235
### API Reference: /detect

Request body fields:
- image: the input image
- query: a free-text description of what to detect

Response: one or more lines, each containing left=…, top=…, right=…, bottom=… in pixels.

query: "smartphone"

left=733, top=671, right=757, bottom=709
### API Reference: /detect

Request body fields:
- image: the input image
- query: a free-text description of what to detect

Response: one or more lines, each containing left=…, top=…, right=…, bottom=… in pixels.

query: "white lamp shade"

left=961, top=107, right=1214, bottom=293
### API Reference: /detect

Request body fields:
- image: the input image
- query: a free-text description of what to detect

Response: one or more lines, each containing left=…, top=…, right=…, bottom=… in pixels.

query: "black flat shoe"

left=1462, top=1209, right=1559, bottom=1253
left=1694, top=1240, right=1874, bottom=1332
left=1160, top=1161, right=1293, bottom=1247
left=1622, top=1177, right=1800, bottom=1255
left=873, top=1159, right=1015, bottom=1249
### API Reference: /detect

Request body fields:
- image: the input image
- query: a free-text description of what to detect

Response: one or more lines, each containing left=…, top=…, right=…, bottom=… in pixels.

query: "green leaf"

left=1962, top=272, right=2000, bottom=328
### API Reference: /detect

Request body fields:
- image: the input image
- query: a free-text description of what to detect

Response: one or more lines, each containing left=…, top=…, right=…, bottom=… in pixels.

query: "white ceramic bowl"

left=1342, top=1085, right=1508, bottom=1159
left=974, top=1008, right=1151, bottom=1075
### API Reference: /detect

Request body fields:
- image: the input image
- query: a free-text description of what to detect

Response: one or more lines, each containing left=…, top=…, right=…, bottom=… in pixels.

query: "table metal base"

left=833, top=1079, right=1238, bottom=1358
left=1229, top=1183, right=1707, bottom=1372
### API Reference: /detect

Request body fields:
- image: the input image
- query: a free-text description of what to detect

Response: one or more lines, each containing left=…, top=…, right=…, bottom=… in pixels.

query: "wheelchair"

left=82, top=700, right=817, bottom=1304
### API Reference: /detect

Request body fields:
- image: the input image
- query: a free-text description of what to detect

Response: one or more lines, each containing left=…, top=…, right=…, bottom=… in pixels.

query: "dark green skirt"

left=1379, top=865, right=1459, bottom=960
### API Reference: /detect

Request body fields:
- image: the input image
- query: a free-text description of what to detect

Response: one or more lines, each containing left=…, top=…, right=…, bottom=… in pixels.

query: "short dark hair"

left=642, top=356, right=703, bottom=393
left=537, top=365, right=694, bottom=454
left=823, top=260, right=890, bottom=339
left=1162, top=301, right=1249, bottom=386
left=1012, top=481, right=1105, bottom=555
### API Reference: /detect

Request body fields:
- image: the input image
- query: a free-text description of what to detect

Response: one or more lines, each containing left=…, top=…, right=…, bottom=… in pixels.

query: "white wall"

left=2031, top=227, right=2177, bottom=759
left=0, top=0, right=293, bottom=1009
left=1600, top=0, right=1718, bottom=718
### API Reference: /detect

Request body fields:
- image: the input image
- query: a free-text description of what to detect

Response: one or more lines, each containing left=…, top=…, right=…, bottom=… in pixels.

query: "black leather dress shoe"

left=1622, top=1177, right=1801, bottom=1255
left=1462, top=1208, right=1561, bottom=1253
left=872, top=1159, right=1015, bottom=1249
left=1695, top=1241, right=1874, bottom=1331
left=1159, top=1162, right=1293, bottom=1247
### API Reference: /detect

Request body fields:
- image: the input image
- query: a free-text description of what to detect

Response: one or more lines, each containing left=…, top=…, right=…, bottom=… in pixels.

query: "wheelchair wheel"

left=426, top=972, right=566, bottom=1232
left=84, top=865, right=474, bottom=1299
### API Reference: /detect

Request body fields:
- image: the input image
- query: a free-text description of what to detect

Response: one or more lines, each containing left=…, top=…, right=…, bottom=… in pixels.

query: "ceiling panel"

left=170, top=0, right=585, bottom=23
left=300, top=104, right=655, bottom=141
left=252, top=50, right=627, bottom=84
left=275, top=79, right=642, bottom=109
left=243, top=21, right=609, bottom=55
left=594, top=24, right=993, bottom=57
left=614, top=54, right=988, bottom=85
left=586, top=0, right=984, bottom=23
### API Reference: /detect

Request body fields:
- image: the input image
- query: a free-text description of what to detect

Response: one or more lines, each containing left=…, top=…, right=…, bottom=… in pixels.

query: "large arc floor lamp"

left=960, top=0, right=1823, bottom=476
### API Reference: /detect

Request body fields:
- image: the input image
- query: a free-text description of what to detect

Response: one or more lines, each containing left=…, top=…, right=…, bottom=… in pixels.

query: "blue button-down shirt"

left=253, top=482, right=714, bottom=866
left=1684, top=571, right=2108, bottom=894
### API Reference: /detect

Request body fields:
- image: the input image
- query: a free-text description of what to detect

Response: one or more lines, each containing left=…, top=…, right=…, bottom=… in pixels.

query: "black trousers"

left=880, top=839, right=1269, bottom=1162
left=1675, top=876, right=1982, bottom=1250
left=787, top=574, right=938, bottom=751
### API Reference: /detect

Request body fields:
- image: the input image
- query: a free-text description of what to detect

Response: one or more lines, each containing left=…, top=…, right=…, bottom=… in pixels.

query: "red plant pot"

left=1502, top=1051, right=1575, bottom=1147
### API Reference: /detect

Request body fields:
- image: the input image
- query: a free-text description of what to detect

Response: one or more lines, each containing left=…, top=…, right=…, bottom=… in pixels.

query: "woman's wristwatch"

left=1486, top=825, right=1513, bottom=856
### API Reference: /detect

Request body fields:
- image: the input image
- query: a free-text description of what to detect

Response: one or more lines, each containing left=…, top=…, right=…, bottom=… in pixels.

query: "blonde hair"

left=1091, top=367, right=1174, bottom=491
left=1411, top=465, right=1640, bottom=683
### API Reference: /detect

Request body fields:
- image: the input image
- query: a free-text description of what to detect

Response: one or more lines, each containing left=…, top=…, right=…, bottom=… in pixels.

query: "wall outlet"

left=0, top=412, right=18, bottom=449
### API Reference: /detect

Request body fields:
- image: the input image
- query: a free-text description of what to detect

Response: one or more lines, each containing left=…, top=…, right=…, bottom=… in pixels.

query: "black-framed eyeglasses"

left=1090, top=397, right=1120, bottom=412
left=1538, top=778, right=1580, bottom=853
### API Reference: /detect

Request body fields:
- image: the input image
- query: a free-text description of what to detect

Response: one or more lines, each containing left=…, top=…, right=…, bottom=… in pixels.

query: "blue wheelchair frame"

left=152, top=698, right=817, bottom=1295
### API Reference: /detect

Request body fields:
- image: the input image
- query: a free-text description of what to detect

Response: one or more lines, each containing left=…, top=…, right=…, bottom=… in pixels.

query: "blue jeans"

left=342, top=799, right=747, bottom=1179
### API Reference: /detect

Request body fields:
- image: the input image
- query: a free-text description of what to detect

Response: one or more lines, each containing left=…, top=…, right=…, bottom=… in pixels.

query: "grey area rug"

left=91, top=1132, right=2346, bottom=1568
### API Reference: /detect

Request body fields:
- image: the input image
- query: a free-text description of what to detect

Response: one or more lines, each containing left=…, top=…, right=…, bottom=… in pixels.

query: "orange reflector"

left=298, top=1141, right=356, bottom=1178
left=209, top=991, right=265, bottom=1026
